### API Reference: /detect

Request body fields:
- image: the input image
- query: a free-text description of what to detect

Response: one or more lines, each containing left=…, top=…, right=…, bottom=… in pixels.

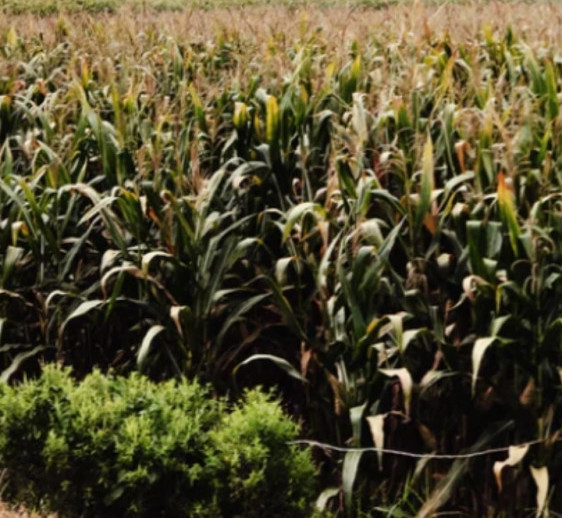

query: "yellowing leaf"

left=6, top=27, right=18, bottom=47
left=233, top=101, right=248, bottom=128
left=266, top=94, right=279, bottom=143
left=350, top=54, right=362, bottom=84
left=497, top=172, right=520, bottom=255
left=415, top=135, right=434, bottom=233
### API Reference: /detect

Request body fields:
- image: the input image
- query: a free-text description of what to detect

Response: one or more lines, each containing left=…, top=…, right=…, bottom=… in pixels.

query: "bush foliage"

left=0, top=366, right=316, bottom=517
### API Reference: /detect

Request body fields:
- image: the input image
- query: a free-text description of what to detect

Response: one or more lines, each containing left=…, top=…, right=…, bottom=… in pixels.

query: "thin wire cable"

left=289, top=436, right=562, bottom=460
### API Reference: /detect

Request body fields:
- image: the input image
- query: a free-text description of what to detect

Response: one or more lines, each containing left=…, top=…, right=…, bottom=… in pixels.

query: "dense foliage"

left=1, top=3, right=562, bottom=515
left=0, top=366, right=316, bottom=517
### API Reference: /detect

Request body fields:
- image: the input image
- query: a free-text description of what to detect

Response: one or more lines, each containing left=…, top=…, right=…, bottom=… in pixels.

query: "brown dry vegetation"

left=1, top=2, right=562, bottom=51
left=0, top=502, right=54, bottom=518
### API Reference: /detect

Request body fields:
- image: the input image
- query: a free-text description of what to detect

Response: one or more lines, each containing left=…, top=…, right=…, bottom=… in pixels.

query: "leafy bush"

left=0, top=366, right=316, bottom=517
left=210, top=390, right=317, bottom=518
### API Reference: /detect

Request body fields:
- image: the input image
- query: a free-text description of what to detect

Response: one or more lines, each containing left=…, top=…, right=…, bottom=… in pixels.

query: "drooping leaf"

left=282, top=202, right=325, bottom=242
left=472, top=337, right=496, bottom=394
left=366, top=413, right=387, bottom=469
left=137, top=325, right=166, bottom=369
left=234, top=354, right=307, bottom=383
left=316, top=488, right=340, bottom=512
left=530, top=466, right=549, bottom=518
left=1, top=345, right=46, bottom=383
left=379, top=367, right=413, bottom=415
left=60, top=300, right=105, bottom=339
left=141, top=251, right=173, bottom=275
left=493, top=444, right=529, bottom=492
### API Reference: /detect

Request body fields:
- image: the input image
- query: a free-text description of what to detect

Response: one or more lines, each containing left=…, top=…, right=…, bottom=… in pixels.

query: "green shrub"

left=210, top=390, right=317, bottom=518
left=0, top=366, right=316, bottom=517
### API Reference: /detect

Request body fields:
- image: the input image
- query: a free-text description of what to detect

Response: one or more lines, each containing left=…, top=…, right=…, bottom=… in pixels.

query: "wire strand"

left=289, top=436, right=561, bottom=460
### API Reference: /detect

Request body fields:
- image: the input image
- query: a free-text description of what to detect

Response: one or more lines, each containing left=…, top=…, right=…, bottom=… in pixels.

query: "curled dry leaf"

left=493, top=444, right=529, bottom=492
left=530, top=465, right=549, bottom=518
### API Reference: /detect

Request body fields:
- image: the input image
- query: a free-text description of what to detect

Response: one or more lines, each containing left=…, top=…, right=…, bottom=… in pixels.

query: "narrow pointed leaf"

left=472, top=337, right=495, bottom=394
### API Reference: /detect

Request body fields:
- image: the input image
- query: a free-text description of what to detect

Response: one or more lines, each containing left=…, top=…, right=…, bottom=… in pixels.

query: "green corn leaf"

left=342, top=450, right=363, bottom=512
left=60, top=300, right=105, bottom=341
left=1, top=345, right=47, bottom=383
left=138, top=325, right=166, bottom=370
left=282, top=202, right=325, bottom=242
left=234, top=354, right=307, bottom=383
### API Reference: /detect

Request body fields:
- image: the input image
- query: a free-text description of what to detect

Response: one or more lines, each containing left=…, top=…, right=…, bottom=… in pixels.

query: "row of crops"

left=1, top=4, right=562, bottom=515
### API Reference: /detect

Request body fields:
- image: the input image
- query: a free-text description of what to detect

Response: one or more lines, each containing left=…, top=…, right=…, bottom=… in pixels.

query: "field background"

left=2, top=0, right=562, bottom=516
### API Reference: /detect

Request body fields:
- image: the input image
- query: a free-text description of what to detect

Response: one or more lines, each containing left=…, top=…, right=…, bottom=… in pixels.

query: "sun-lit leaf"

left=234, top=354, right=307, bottom=383
left=379, top=367, right=413, bottom=415
left=282, top=202, right=325, bottom=242
left=530, top=465, right=549, bottom=518
left=366, top=413, right=387, bottom=469
left=415, top=135, right=434, bottom=233
left=61, top=300, right=105, bottom=338
left=342, top=450, right=363, bottom=512
left=497, top=172, right=520, bottom=255
left=316, top=488, right=340, bottom=511
left=141, top=251, right=173, bottom=275
left=137, top=325, right=166, bottom=369
left=493, top=444, right=530, bottom=492
left=472, top=337, right=495, bottom=394
left=1, top=346, right=47, bottom=383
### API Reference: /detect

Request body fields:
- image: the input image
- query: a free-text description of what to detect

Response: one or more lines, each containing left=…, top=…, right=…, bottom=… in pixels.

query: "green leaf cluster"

left=0, top=366, right=316, bottom=517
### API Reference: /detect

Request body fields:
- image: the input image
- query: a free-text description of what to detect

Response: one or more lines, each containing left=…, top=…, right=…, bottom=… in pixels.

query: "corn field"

left=1, top=2, right=562, bottom=516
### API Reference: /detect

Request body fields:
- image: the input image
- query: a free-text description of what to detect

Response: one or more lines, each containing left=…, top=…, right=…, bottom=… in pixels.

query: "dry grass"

left=1, top=2, right=562, bottom=47
left=0, top=503, right=54, bottom=518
